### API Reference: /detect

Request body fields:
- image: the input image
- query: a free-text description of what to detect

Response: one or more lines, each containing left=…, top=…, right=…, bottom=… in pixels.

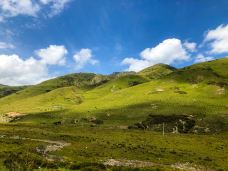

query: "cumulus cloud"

left=204, top=24, right=228, bottom=54
left=0, top=0, right=71, bottom=21
left=0, top=46, right=100, bottom=85
left=0, top=54, right=49, bottom=86
left=194, top=54, right=214, bottom=63
left=36, top=45, right=68, bottom=66
left=0, top=0, right=40, bottom=19
left=0, top=42, right=14, bottom=49
left=122, top=58, right=150, bottom=72
left=73, top=49, right=99, bottom=70
left=122, top=38, right=190, bottom=72
left=183, top=41, right=197, bottom=52
left=0, top=45, right=69, bottom=85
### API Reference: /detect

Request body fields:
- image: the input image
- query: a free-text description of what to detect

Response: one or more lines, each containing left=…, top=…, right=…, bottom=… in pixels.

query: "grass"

left=0, top=125, right=227, bottom=170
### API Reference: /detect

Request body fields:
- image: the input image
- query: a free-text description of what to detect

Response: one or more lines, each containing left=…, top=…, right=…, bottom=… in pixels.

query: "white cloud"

left=122, top=58, right=150, bottom=72
left=0, top=46, right=100, bottom=85
left=39, top=0, right=53, bottom=4
left=0, top=0, right=71, bottom=21
left=194, top=54, right=214, bottom=63
left=204, top=24, right=228, bottom=54
left=0, top=45, right=70, bottom=85
left=0, top=42, right=14, bottom=49
left=183, top=41, right=197, bottom=52
left=36, top=45, right=68, bottom=66
left=122, top=38, right=190, bottom=72
left=0, top=0, right=40, bottom=19
left=0, top=54, right=49, bottom=86
left=73, top=49, right=99, bottom=70
left=40, top=0, right=71, bottom=17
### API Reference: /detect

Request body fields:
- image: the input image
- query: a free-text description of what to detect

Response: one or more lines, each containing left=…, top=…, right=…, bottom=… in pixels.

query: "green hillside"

left=168, top=57, right=228, bottom=85
left=0, top=58, right=227, bottom=170
left=0, top=74, right=149, bottom=114
left=0, top=73, right=110, bottom=103
left=139, top=63, right=176, bottom=79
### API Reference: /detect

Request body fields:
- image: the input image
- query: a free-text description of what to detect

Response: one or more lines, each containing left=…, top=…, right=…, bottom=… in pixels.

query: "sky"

left=0, top=0, right=228, bottom=86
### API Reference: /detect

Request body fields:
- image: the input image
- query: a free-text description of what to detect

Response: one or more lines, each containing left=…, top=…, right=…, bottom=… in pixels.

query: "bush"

left=4, top=152, right=44, bottom=171
left=128, top=81, right=141, bottom=87
left=70, top=162, right=106, bottom=170
left=128, top=115, right=196, bottom=133
left=92, top=119, right=104, bottom=125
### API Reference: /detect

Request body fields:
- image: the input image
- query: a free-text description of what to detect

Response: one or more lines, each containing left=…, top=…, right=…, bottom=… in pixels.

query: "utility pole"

left=163, top=122, right=165, bottom=136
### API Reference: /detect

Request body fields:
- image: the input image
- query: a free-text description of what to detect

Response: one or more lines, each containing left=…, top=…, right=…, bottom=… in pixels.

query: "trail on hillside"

left=0, top=134, right=71, bottom=161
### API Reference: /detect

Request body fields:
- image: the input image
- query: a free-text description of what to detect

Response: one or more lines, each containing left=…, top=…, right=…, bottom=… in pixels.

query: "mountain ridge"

left=0, top=57, right=227, bottom=101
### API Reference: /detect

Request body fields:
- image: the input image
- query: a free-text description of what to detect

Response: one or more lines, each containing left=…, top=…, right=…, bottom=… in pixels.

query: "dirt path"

left=104, top=159, right=214, bottom=171
left=0, top=134, right=71, bottom=161
left=104, top=159, right=159, bottom=168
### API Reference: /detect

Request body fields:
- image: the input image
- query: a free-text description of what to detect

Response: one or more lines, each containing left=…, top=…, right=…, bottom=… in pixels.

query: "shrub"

left=4, top=152, right=44, bottom=171
left=92, top=119, right=104, bottom=125
left=128, top=81, right=141, bottom=87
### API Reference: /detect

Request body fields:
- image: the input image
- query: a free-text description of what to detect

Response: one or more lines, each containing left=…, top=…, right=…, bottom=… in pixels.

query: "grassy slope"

left=2, top=72, right=110, bottom=100
left=0, top=73, right=110, bottom=112
left=0, top=74, right=149, bottom=114
left=168, top=57, right=228, bottom=84
left=139, top=63, right=176, bottom=79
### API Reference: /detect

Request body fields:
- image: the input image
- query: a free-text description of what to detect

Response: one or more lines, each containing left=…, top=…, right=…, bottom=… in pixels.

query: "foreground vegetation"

left=0, top=124, right=227, bottom=170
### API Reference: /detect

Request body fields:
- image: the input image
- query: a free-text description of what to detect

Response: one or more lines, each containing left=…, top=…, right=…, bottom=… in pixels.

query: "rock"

left=216, top=87, right=225, bottom=95
left=156, top=88, right=164, bottom=92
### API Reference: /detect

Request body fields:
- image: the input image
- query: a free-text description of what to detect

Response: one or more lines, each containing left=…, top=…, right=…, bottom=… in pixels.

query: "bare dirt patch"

left=103, top=159, right=158, bottom=168
left=5, top=112, right=25, bottom=118
left=104, top=159, right=214, bottom=170
left=171, top=162, right=214, bottom=171
left=0, top=112, right=25, bottom=123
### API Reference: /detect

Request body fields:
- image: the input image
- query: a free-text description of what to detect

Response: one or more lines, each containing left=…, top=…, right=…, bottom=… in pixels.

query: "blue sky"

left=0, top=0, right=228, bottom=85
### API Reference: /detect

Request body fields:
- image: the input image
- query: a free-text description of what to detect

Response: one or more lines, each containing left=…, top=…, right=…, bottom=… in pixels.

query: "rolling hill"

left=167, top=58, right=228, bottom=85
